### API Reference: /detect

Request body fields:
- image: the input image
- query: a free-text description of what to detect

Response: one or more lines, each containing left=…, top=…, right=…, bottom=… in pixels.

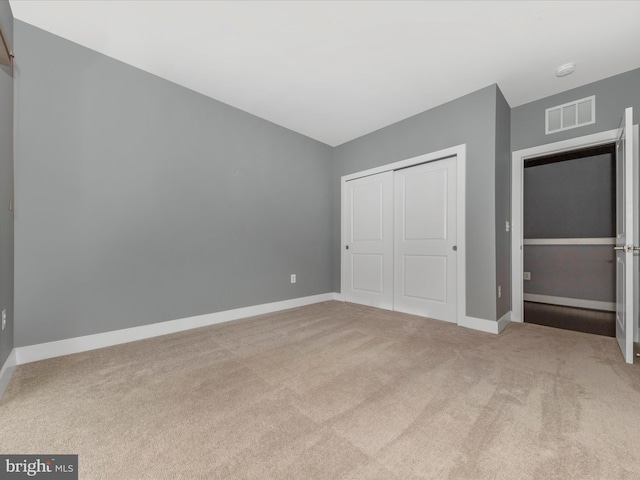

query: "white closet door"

left=343, top=171, right=394, bottom=310
left=394, top=157, right=457, bottom=322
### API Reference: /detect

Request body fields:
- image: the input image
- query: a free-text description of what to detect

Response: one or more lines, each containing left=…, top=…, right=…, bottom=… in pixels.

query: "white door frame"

left=511, top=126, right=639, bottom=328
left=341, top=144, right=466, bottom=326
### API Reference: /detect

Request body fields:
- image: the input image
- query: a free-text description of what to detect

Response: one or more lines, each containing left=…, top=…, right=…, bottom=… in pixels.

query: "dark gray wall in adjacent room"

left=511, top=68, right=640, bottom=151
left=333, top=85, right=499, bottom=321
left=524, top=246, right=615, bottom=302
left=14, top=21, right=334, bottom=348
left=522, top=153, right=615, bottom=302
left=495, top=87, right=511, bottom=319
left=0, top=0, right=13, bottom=368
left=524, top=154, right=615, bottom=239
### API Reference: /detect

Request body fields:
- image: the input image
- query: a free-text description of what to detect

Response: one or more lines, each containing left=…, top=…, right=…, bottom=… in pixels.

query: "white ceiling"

left=9, top=1, right=640, bottom=146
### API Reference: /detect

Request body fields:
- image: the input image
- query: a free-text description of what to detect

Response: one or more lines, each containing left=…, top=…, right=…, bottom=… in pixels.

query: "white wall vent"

left=545, top=95, right=595, bottom=134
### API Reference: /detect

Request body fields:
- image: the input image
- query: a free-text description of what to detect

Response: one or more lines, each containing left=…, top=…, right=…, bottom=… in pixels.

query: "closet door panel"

left=343, top=171, right=394, bottom=309
left=394, top=157, right=457, bottom=322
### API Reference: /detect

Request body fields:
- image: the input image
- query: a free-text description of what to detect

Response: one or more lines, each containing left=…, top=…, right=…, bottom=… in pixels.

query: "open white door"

left=343, top=171, right=394, bottom=310
left=615, top=107, right=636, bottom=364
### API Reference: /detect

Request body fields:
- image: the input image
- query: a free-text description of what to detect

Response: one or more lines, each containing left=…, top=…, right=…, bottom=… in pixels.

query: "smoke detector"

left=556, top=63, right=576, bottom=77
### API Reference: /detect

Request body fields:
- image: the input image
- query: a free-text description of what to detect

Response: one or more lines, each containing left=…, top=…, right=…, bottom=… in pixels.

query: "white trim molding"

left=497, top=311, right=512, bottom=333
left=15, top=293, right=338, bottom=365
left=459, top=313, right=510, bottom=335
left=523, top=237, right=615, bottom=246
left=524, top=294, right=615, bottom=312
left=0, top=349, right=17, bottom=398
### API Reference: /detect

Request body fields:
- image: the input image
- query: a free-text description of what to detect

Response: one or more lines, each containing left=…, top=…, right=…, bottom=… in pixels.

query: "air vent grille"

left=545, top=95, right=595, bottom=134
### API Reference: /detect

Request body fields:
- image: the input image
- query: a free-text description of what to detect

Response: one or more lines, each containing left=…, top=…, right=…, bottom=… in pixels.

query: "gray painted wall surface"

left=523, top=154, right=615, bottom=302
left=524, top=245, right=614, bottom=302
left=14, top=22, right=333, bottom=347
left=511, top=68, right=640, bottom=151
left=495, top=87, right=511, bottom=319
left=0, top=0, right=13, bottom=367
left=333, top=85, right=499, bottom=321
left=523, top=154, right=615, bottom=239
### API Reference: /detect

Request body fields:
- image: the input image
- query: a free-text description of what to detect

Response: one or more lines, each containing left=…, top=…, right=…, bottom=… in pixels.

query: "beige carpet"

left=1, top=301, right=639, bottom=479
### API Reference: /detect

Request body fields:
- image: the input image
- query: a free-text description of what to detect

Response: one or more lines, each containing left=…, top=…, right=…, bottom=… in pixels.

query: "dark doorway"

left=523, top=143, right=616, bottom=337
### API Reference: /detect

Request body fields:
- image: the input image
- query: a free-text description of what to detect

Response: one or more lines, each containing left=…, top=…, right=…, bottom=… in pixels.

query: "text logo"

left=0, top=455, right=77, bottom=479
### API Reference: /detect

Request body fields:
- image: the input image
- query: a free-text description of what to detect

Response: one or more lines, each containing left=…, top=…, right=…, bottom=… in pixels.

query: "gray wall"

left=13, top=21, right=640, bottom=349
left=512, top=68, right=640, bottom=151
left=495, top=87, right=511, bottom=319
left=523, top=154, right=615, bottom=302
left=524, top=154, right=615, bottom=239
left=524, top=246, right=614, bottom=302
left=333, top=85, right=500, bottom=321
left=14, top=22, right=334, bottom=348
left=0, top=0, right=13, bottom=367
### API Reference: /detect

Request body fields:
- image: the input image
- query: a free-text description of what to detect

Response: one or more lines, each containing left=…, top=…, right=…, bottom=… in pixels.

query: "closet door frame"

left=340, top=144, right=467, bottom=326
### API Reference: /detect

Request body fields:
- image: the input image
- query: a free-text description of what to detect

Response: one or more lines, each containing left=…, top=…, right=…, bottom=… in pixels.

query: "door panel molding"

left=394, top=157, right=457, bottom=322
left=341, top=144, right=466, bottom=327
left=343, top=171, right=394, bottom=309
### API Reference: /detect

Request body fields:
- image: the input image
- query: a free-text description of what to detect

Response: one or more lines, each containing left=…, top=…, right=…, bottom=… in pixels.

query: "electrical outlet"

left=497, top=286, right=501, bottom=298
left=523, top=272, right=531, bottom=281
left=1, top=309, right=6, bottom=331
left=505, top=221, right=510, bottom=232
left=290, top=274, right=296, bottom=284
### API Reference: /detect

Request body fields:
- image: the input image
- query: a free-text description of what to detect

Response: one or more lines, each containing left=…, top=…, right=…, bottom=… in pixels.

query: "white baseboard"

left=332, top=292, right=345, bottom=301
left=0, top=349, right=17, bottom=398
left=459, top=316, right=502, bottom=334
left=497, top=311, right=511, bottom=333
left=15, top=293, right=338, bottom=365
left=523, top=293, right=615, bottom=312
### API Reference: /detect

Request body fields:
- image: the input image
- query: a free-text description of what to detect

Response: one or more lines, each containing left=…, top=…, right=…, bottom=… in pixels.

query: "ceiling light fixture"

left=556, top=63, right=576, bottom=77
